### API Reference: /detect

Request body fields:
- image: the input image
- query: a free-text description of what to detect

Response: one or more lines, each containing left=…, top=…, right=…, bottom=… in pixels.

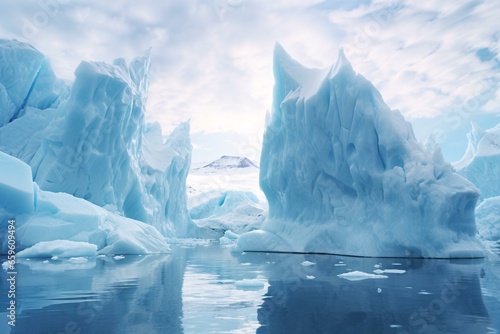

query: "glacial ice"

left=0, top=39, right=194, bottom=239
left=238, top=44, right=483, bottom=258
left=0, top=151, right=170, bottom=255
left=476, top=196, right=500, bottom=247
left=17, top=240, right=97, bottom=258
left=455, top=123, right=500, bottom=199
left=0, top=149, right=34, bottom=214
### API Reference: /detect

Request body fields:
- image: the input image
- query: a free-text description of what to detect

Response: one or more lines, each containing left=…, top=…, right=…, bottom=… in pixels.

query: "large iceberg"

left=454, top=123, right=500, bottom=199
left=0, top=39, right=194, bottom=238
left=238, top=44, right=483, bottom=258
left=0, top=151, right=170, bottom=255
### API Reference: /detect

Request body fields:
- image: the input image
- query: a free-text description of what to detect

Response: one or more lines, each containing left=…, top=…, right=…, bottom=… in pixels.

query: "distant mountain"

left=191, top=156, right=258, bottom=174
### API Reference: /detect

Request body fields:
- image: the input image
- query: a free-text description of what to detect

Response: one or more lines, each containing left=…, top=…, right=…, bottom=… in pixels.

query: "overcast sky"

left=1, top=0, right=499, bottom=162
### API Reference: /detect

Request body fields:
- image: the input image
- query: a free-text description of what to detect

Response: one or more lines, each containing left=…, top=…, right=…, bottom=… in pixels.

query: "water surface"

left=1, top=243, right=499, bottom=333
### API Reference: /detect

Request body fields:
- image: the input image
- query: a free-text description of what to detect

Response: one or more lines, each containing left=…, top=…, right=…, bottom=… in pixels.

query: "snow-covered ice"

left=187, top=156, right=267, bottom=235
left=238, top=43, right=483, bottom=258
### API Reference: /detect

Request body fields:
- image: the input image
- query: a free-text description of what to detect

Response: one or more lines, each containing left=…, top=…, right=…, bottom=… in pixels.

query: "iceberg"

left=0, top=151, right=170, bottom=255
left=238, top=44, right=483, bottom=258
left=454, top=123, right=500, bottom=199
left=476, top=196, right=500, bottom=248
left=0, top=39, right=194, bottom=238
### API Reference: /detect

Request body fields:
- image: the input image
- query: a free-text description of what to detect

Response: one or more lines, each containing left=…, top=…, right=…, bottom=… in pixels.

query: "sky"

left=0, top=0, right=499, bottom=163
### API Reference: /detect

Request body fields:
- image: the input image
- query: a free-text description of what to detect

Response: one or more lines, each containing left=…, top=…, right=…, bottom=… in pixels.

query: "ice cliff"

left=0, top=39, right=194, bottom=252
left=238, top=44, right=483, bottom=258
left=455, top=123, right=500, bottom=199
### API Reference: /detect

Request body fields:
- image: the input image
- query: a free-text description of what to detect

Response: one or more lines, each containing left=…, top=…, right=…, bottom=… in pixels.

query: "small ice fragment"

left=2, top=261, right=10, bottom=270
left=391, top=263, right=402, bottom=266
left=374, top=264, right=381, bottom=268
left=418, top=290, right=432, bottom=295
left=377, top=288, right=382, bottom=293
left=68, top=257, right=88, bottom=264
left=43, top=260, right=49, bottom=264
left=374, top=269, right=406, bottom=274
left=241, top=262, right=252, bottom=266
left=334, top=263, right=346, bottom=266
left=338, top=271, right=388, bottom=281
left=51, top=256, right=59, bottom=260
left=405, top=287, right=413, bottom=289
left=235, top=279, right=265, bottom=289
left=114, top=255, right=125, bottom=260
left=383, top=269, right=406, bottom=274
left=390, top=325, right=403, bottom=328
left=306, top=275, right=315, bottom=280
left=301, top=261, right=316, bottom=266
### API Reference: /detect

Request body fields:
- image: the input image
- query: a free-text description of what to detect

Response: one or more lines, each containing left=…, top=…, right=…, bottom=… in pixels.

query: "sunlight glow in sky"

left=1, top=0, right=499, bottom=162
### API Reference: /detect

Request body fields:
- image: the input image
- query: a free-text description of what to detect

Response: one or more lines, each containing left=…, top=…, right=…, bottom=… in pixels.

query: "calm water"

left=1, top=243, right=499, bottom=334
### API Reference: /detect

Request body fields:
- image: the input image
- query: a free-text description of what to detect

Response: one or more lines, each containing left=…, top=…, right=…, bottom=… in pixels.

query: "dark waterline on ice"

left=0, top=244, right=499, bottom=334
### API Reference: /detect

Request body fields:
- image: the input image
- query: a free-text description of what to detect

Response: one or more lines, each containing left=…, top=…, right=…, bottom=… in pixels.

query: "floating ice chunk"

left=2, top=261, right=10, bottom=270
left=51, top=256, right=59, bottom=261
left=17, top=240, right=97, bottom=258
left=418, top=290, right=432, bottom=295
left=383, top=269, right=406, bottom=274
left=234, top=278, right=266, bottom=290
left=306, top=275, right=316, bottom=280
left=338, top=271, right=388, bottom=281
left=219, top=230, right=239, bottom=247
left=377, top=288, right=382, bottom=293
left=301, top=261, right=316, bottom=267
left=68, top=257, right=88, bottom=264
left=335, top=263, right=347, bottom=267
left=374, top=269, right=406, bottom=274
left=113, top=255, right=125, bottom=260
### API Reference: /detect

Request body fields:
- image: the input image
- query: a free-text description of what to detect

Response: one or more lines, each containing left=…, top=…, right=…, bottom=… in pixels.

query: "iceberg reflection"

left=240, top=252, right=491, bottom=334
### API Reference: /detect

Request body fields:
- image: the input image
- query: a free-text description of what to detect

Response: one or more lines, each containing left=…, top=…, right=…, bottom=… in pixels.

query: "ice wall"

left=455, top=123, right=500, bottom=199
left=0, top=151, right=170, bottom=255
left=238, top=44, right=483, bottom=258
left=0, top=39, right=194, bottom=237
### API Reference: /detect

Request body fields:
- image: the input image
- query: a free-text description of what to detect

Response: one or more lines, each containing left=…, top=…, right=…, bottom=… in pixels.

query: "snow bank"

left=455, top=123, right=500, bottom=199
left=238, top=44, right=482, bottom=258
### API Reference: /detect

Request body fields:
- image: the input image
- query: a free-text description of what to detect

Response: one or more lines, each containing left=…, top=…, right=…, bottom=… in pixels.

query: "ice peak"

left=470, top=122, right=486, bottom=147
left=328, top=48, right=354, bottom=79
left=272, top=43, right=329, bottom=101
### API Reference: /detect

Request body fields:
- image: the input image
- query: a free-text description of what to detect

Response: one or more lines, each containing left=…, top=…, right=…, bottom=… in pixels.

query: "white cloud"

left=0, top=0, right=498, bottom=162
